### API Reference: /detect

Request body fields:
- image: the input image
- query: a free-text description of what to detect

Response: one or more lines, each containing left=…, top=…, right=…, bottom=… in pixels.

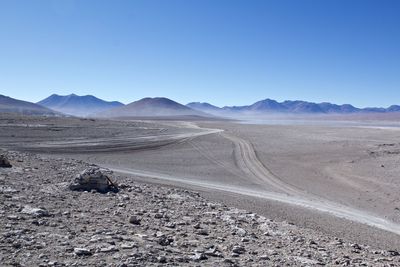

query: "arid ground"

left=2, top=113, right=400, bottom=251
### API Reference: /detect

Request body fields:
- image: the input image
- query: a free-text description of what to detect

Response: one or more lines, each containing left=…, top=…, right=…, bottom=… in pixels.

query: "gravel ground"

left=1, top=150, right=399, bottom=266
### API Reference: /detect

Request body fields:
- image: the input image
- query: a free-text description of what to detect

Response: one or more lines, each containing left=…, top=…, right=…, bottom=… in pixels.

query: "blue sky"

left=0, top=0, right=399, bottom=107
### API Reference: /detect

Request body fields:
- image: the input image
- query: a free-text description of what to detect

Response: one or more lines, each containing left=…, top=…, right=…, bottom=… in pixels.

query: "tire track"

left=19, top=127, right=223, bottom=153
left=221, top=132, right=309, bottom=197
left=188, top=139, right=244, bottom=179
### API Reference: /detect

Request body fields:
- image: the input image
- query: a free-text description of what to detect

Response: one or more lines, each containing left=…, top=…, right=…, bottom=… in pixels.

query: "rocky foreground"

left=0, top=151, right=399, bottom=266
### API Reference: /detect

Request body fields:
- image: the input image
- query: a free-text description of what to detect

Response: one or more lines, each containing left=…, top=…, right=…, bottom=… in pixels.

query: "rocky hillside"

left=0, top=151, right=399, bottom=266
left=0, top=94, right=58, bottom=116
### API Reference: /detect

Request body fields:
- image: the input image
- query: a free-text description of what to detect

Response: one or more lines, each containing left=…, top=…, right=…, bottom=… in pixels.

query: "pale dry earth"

left=1, top=113, right=400, bottom=263
left=1, top=150, right=400, bottom=266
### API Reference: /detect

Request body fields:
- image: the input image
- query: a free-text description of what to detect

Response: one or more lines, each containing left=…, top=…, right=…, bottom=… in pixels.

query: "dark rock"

left=157, top=256, right=167, bottom=263
left=0, top=154, right=12, bottom=168
left=129, top=215, right=141, bottom=225
left=196, top=229, right=209, bottom=236
left=232, top=245, right=245, bottom=254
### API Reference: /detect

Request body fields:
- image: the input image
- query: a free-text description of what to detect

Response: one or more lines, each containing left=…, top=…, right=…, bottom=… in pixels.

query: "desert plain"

left=1, top=113, right=400, bottom=266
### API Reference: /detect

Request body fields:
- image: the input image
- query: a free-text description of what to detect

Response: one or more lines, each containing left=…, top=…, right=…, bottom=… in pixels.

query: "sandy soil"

left=1, top=113, right=400, bottom=251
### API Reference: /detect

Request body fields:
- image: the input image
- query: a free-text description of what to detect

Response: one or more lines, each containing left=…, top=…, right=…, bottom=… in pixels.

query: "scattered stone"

left=0, top=149, right=397, bottom=267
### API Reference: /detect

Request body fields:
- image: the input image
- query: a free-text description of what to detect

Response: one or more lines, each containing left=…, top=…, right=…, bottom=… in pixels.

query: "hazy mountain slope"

left=187, top=102, right=221, bottom=112
left=387, top=105, right=400, bottom=112
left=282, top=100, right=325, bottom=113
left=247, top=99, right=286, bottom=112
left=0, top=94, right=58, bottom=115
left=97, top=97, right=212, bottom=118
left=318, top=103, right=359, bottom=113
left=38, top=94, right=124, bottom=117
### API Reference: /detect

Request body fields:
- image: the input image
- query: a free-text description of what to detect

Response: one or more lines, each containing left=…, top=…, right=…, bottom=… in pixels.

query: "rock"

left=236, top=227, right=247, bottom=237
left=165, top=222, right=176, bottom=228
left=351, top=243, right=362, bottom=250
left=74, top=247, right=92, bottom=256
left=259, top=255, right=270, bottom=260
left=191, top=252, right=207, bottom=261
left=69, top=167, right=118, bottom=193
left=99, top=245, right=118, bottom=253
left=21, top=206, right=49, bottom=217
left=205, top=247, right=223, bottom=257
left=154, top=213, right=163, bottom=219
left=232, top=245, right=245, bottom=254
left=157, top=236, right=173, bottom=246
left=0, top=154, right=12, bottom=168
left=196, top=229, right=209, bottom=236
left=157, top=256, right=167, bottom=263
left=129, top=215, right=141, bottom=225
left=120, top=242, right=137, bottom=249
left=387, top=250, right=400, bottom=256
left=193, top=222, right=201, bottom=229
left=223, top=258, right=235, bottom=264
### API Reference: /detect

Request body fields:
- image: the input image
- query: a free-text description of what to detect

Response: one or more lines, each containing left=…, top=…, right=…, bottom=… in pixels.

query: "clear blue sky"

left=0, top=0, right=399, bottom=107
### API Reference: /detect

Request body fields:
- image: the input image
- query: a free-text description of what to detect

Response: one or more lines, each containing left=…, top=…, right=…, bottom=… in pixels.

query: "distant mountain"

left=186, top=98, right=400, bottom=116
left=0, top=94, right=59, bottom=115
left=282, top=100, right=325, bottom=113
left=37, top=94, right=124, bottom=117
left=97, top=97, right=212, bottom=118
left=387, top=105, right=400, bottom=112
left=247, top=99, right=286, bottom=112
left=318, top=103, right=359, bottom=113
left=187, top=102, right=222, bottom=113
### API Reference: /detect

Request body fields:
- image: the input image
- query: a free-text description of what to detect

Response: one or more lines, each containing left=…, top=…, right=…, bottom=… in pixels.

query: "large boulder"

left=69, top=167, right=118, bottom=193
left=0, top=155, right=12, bottom=168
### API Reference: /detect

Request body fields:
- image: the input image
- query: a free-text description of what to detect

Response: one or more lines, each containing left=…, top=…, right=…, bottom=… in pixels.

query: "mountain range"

left=0, top=94, right=59, bottom=116
left=37, top=94, right=124, bottom=117
left=187, top=99, right=400, bottom=116
left=1, top=93, right=400, bottom=118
